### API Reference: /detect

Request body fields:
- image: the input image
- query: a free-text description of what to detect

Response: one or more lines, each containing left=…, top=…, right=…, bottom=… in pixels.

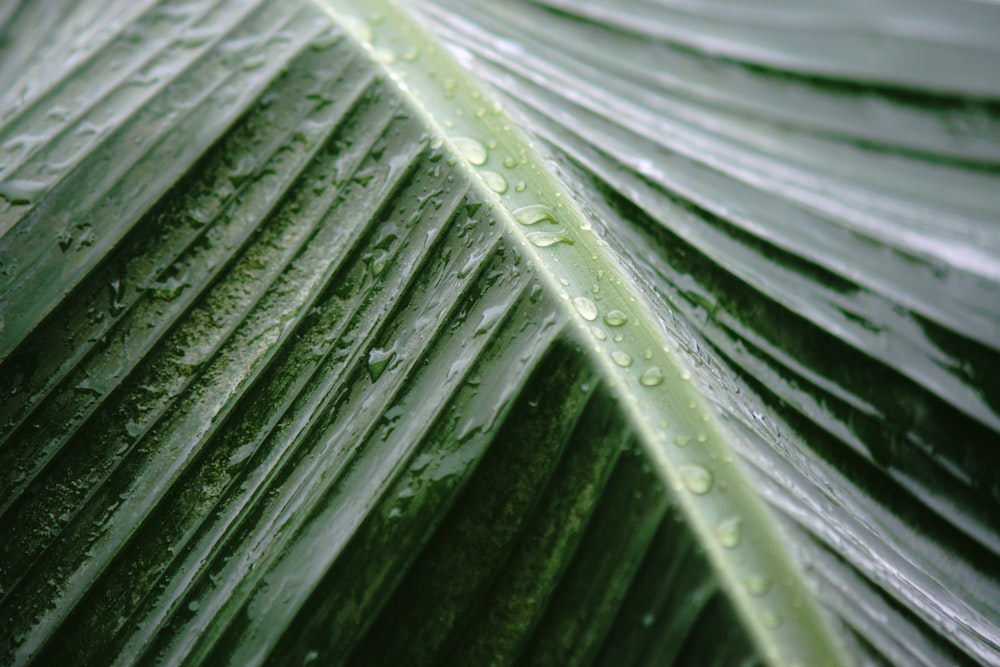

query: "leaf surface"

left=0, top=0, right=998, bottom=665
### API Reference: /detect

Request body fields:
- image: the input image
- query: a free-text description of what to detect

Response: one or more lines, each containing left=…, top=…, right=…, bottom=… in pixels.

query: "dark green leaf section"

left=0, top=2, right=762, bottom=666
left=0, top=0, right=337, bottom=362
left=415, top=0, right=1000, bottom=664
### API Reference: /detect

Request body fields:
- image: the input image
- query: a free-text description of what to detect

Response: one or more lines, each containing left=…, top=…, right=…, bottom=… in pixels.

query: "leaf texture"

left=411, top=0, right=1000, bottom=664
left=0, top=0, right=998, bottom=665
left=0, top=1, right=761, bottom=664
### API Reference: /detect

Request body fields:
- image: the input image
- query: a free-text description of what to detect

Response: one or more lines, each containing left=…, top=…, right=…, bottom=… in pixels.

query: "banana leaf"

left=0, top=0, right=998, bottom=664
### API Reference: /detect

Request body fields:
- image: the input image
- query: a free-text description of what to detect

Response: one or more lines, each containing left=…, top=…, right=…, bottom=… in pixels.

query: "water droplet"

left=696, top=432, right=708, bottom=443
left=370, top=251, right=390, bottom=277
left=716, top=516, right=742, bottom=548
left=176, top=25, right=216, bottom=48
left=590, top=326, right=606, bottom=341
left=674, top=435, right=692, bottom=447
left=641, top=613, right=654, bottom=627
left=453, top=137, right=487, bottom=165
left=514, top=181, right=526, bottom=192
left=513, top=204, right=556, bottom=226
left=603, top=310, right=628, bottom=327
left=746, top=575, right=771, bottom=596
left=0, top=178, right=47, bottom=205
left=503, top=157, right=516, bottom=168
left=762, top=612, right=782, bottom=628
left=149, top=276, right=190, bottom=301
left=410, top=453, right=433, bottom=472
left=611, top=350, right=633, bottom=367
left=56, top=229, right=73, bottom=251
left=527, top=232, right=573, bottom=248
left=680, top=369, right=692, bottom=381
left=188, top=600, right=201, bottom=612
left=480, top=171, right=507, bottom=193
left=474, top=304, right=505, bottom=336
left=679, top=465, right=713, bottom=494
left=573, top=296, right=598, bottom=321
left=109, top=278, right=127, bottom=315
left=367, top=347, right=396, bottom=382
left=402, top=49, right=420, bottom=62
left=639, top=366, right=664, bottom=386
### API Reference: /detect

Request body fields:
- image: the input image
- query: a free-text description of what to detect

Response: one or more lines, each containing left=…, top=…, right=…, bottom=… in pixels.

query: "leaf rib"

left=319, top=1, right=851, bottom=664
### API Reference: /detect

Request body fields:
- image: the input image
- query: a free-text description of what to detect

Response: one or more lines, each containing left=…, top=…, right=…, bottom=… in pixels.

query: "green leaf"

left=1, top=0, right=998, bottom=665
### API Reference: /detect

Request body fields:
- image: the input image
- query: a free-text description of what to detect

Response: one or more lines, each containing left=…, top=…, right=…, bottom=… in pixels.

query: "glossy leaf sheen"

left=0, top=0, right=998, bottom=665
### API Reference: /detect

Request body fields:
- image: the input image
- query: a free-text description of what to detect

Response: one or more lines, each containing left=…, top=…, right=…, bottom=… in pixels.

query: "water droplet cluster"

left=338, top=9, right=826, bottom=662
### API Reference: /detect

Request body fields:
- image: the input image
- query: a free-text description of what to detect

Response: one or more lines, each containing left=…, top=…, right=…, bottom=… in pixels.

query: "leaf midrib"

left=316, top=0, right=851, bottom=664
